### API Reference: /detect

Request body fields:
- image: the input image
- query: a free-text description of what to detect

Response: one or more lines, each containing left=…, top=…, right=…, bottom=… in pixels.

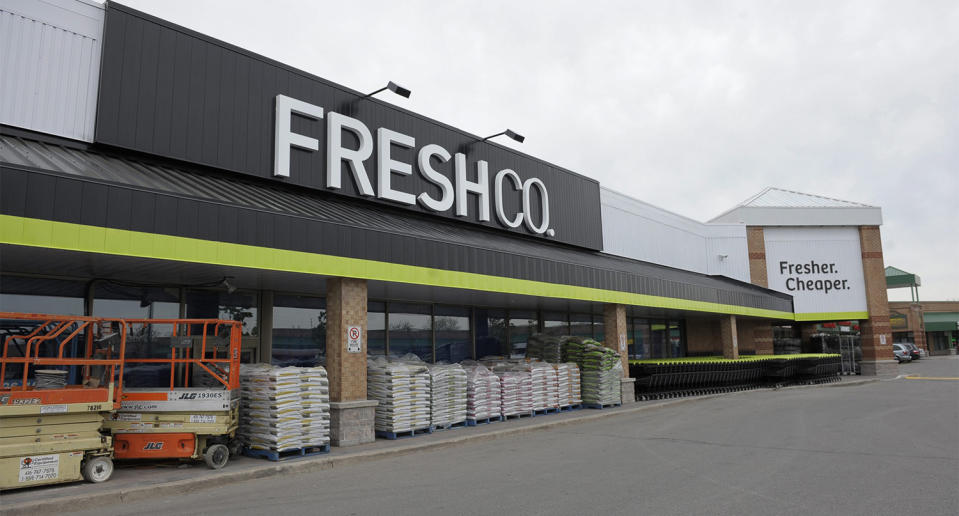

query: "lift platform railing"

left=0, top=312, right=127, bottom=408
left=118, top=318, right=241, bottom=391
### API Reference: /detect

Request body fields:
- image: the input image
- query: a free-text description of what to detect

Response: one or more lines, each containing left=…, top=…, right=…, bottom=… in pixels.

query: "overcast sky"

left=120, top=0, right=958, bottom=301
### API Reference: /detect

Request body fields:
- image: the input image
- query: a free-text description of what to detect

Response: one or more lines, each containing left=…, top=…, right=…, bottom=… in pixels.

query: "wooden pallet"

left=502, top=411, right=534, bottom=420
left=559, top=404, right=582, bottom=412
left=584, top=402, right=621, bottom=409
left=375, top=426, right=434, bottom=440
left=432, top=421, right=468, bottom=432
left=465, top=416, right=503, bottom=426
left=242, top=443, right=330, bottom=461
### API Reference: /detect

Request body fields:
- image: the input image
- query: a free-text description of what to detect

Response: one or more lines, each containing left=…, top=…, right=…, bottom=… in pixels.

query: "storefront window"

left=272, top=295, right=325, bottom=367
left=649, top=320, right=667, bottom=358
left=0, top=276, right=86, bottom=316
left=92, top=283, right=180, bottom=319
left=388, top=303, right=432, bottom=361
left=434, top=306, right=471, bottom=363
left=630, top=318, right=650, bottom=359
left=570, top=313, right=593, bottom=340
left=368, top=302, right=386, bottom=356
left=542, top=312, right=569, bottom=336
left=475, top=309, right=507, bottom=358
left=509, top=311, right=537, bottom=358
left=593, top=318, right=605, bottom=344
left=668, top=320, right=684, bottom=358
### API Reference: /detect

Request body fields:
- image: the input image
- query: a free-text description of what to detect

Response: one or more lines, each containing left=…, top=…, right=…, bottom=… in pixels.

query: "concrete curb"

left=0, top=378, right=874, bottom=515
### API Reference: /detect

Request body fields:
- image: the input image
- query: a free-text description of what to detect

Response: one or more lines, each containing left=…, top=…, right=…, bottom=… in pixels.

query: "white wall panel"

left=0, top=0, right=103, bottom=142
left=763, top=227, right=868, bottom=317
left=600, top=188, right=750, bottom=281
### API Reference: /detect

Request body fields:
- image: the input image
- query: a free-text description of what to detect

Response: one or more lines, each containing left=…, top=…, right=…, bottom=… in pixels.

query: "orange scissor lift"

left=0, top=313, right=125, bottom=490
left=102, top=319, right=242, bottom=470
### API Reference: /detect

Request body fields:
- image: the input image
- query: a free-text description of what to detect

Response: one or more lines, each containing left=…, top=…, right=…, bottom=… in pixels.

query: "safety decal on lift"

left=40, top=404, right=68, bottom=414
left=189, top=415, right=216, bottom=423
left=167, top=391, right=225, bottom=401
left=19, top=454, right=59, bottom=483
left=112, top=413, right=142, bottom=422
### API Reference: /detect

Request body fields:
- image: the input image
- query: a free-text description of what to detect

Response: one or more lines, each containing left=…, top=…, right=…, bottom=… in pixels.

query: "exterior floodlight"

left=221, top=277, right=237, bottom=294
left=364, top=81, right=412, bottom=99
left=483, top=129, right=525, bottom=143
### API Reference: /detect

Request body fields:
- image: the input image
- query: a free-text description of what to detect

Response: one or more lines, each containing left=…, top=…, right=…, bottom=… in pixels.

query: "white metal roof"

left=737, top=187, right=877, bottom=209
left=709, top=187, right=883, bottom=226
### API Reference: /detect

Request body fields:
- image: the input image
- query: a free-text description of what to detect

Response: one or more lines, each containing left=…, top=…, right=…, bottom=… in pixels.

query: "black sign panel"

left=96, top=3, right=603, bottom=250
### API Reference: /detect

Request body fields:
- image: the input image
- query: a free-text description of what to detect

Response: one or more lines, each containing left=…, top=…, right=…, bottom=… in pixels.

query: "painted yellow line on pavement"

left=904, top=376, right=959, bottom=381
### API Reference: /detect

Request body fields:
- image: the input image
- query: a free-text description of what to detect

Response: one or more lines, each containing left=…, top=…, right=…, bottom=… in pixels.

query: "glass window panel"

left=668, top=320, right=683, bottom=358
left=434, top=306, right=471, bottom=363
left=273, top=295, right=325, bottom=367
left=508, top=310, right=537, bottom=359
left=92, top=284, right=180, bottom=319
left=475, top=309, right=507, bottom=359
left=368, top=302, right=386, bottom=357
left=542, top=312, right=569, bottom=337
left=593, top=319, right=605, bottom=344
left=186, top=290, right=258, bottom=336
left=570, top=313, right=593, bottom=340
left=0, top=276, right=86, bottom=316
left=388, top=303, right=432, bottom=361
left=630, top=318, right=650, bottom=359
left=649, top=320, right=667, bottom=358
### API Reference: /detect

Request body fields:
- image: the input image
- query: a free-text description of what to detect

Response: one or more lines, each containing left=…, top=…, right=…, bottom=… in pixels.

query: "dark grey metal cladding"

left=95, top=3, right=603, bottom=250
left=0, top=131, right=793, bottom=314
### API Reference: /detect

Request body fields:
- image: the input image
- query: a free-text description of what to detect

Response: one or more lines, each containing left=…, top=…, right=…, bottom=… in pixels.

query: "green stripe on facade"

left=0, top=214, right=796, bottom=320
left=794, top=311, right=869, bottom=322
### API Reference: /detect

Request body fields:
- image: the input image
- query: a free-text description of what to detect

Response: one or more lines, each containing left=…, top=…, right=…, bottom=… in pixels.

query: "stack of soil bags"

left=561, top=336, right=586, bottom=364
left=427, top=363, right=468, bottom=427
left=554, top=363, right=571, bottom=407
left=299, top=366, right=330, bottom=446
left=239, top=364, right=303, bottom=452
left=526, top=333, right=562, bottom=363
left=496, top=370, right=533, bottom=416
left=530, top=362, right=559, bottom=409
left=367, top=357, right=432, bottom=433
left=528, top=362, right=548, bottom=411
left=579, top=340, right=623, bottom=406
left=462, top=362, right=501, bottom=420
left=567, top=363, right=582, bottom=405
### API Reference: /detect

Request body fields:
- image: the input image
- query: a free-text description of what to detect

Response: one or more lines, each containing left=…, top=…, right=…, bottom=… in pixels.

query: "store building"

left=0, top=1, right=896, bottom=446
left=886, top=267, right=959, bottom=355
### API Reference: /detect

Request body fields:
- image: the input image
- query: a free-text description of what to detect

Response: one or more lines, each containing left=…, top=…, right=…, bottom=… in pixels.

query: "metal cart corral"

left=0, top=313, right=126, bottom=490
left=101, top=319, right=242, bottom=469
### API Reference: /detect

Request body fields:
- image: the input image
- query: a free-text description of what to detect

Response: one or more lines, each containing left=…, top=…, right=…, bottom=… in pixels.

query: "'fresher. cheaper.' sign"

left=764, top=227, right=868, bottom=318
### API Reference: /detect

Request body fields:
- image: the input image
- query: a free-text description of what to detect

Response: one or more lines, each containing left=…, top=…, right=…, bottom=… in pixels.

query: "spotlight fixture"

left=221, top=277, right=237, bottom=294
left=364, top=80, right=412, bottom=99
left=482, top=129, right=525, bottom=144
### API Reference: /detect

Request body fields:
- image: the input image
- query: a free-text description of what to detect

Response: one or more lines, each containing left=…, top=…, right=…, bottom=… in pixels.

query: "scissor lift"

left=0, top=313, right=125, bottom=490
left=102, top=319, right=242, bottom=469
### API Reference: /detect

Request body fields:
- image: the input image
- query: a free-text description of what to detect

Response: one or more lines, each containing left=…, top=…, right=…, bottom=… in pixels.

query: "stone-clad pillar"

left=721, top=315, right=739, bottom=360
left=603, top=304, right=635, bottom=404
left=326, top=277, right=377, bottom=446
left=858, top=226, right=897, bottom=376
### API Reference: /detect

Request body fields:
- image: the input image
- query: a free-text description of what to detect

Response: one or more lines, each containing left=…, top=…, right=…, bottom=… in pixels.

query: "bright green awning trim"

left=0, top=214, right=796, bottom=320
left=794, top=311, right=868, bottom=322
left=629, top=354, right=841, bottom=365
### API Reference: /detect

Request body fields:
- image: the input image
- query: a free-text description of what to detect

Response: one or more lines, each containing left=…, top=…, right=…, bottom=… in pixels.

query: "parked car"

left=892, top=343, right=912, bottom=363
left=900, top=342, right=921, bottom=360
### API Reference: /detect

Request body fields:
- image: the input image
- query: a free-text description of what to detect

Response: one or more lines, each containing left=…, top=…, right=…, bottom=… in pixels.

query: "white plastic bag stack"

left=463, top=363, right=498, bottom=420
left=554, top=363, right=570, bottom=408
left=528, top=363, right=549, bottom=411
left=239, top=364, right=303, bottom=452
left=497, top=371, right=532, bottom=416
left=299, top=366, right=330, bottom=446
left=408, top=363, right=432, bottom=430
left=428, top=363, right=468, bottom=427
left=567, top=363, right=582, bottom=405
left=367, top=358, right=413, bottom=432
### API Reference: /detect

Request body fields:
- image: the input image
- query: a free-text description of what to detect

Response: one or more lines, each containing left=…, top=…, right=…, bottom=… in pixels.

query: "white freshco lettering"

left=272, top=95, right=552, bottom=235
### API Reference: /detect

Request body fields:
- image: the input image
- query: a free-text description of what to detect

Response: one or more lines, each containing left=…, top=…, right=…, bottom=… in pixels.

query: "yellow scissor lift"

left=0, top=313, right=126, bottom=490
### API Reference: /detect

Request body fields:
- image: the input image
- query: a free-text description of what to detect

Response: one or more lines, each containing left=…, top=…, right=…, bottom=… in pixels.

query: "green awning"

left=886, top=266, right=921, bottom=289
left=924, top=312, right=959, bottom=332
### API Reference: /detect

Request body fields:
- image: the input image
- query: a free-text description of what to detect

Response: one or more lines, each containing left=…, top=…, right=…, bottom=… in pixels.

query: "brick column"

left=326, top=277, right=377, bottom=446
left=754, top=323, right=774, bottom=355
left=603, top=304, right=635, bottom=404
left=720, top=315, right=739, bottom=359
left=858, top=226, right=897, bottom=376
left=907, top=303, right=927, bottom=352
left=746, top=226, right=768, bottom=288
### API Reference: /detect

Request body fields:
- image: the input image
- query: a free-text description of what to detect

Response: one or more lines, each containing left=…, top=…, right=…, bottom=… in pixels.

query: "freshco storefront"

left=0, top=1, right=896, bottom=447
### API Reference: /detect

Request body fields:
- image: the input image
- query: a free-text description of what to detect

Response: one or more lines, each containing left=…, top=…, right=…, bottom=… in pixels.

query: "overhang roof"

left=885, top=266, right=921, bottom=289
left=0, top=127, right=794, bottom=318
left=709, top=187, right=883, bottom=226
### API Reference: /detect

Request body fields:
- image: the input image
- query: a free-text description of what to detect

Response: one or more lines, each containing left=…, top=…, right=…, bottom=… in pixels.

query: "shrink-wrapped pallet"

left=526, top=334, right=562, bottom=363
left=368, top=357, right=432, bottom=433
left=553, top=363, right=570, bottom=407
left=560, top=336, right=585, bottom=364
left=528, top=362, right=549, bottom=411
left=496, top=370, right=532, bottom=416
left=299, top=366, right=330, bottom=446
left=566, top=363, right=582, bottom=405
left=239, top=364, right=304, bottom=452
left=580, top=343, right=623, bottom=406
left=428, top=363, right=468, bottom=427
left=462, top=362, right=500, bottom=420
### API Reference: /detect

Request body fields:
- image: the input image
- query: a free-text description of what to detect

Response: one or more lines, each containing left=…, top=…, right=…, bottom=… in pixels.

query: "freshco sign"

left=273, top=95, right=553, bottom=236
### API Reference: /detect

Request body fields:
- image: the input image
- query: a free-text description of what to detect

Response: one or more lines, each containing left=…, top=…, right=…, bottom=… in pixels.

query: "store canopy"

left=0, top=129, right=794, bottom=318
left=885, top=266, right=921, bottom=289
left=924, top=312, right=959, bottom=332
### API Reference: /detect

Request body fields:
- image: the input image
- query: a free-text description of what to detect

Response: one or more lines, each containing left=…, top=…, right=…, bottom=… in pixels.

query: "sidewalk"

left=0, top=378, right=878, bottom=515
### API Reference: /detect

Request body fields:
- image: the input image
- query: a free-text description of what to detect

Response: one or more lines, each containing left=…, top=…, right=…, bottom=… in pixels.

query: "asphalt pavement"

left=10, top=357, right=959, bottom=516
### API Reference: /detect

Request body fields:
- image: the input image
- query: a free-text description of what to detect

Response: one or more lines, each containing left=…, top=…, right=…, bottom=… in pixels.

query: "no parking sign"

left=347, top=325, right=362, bottom=353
